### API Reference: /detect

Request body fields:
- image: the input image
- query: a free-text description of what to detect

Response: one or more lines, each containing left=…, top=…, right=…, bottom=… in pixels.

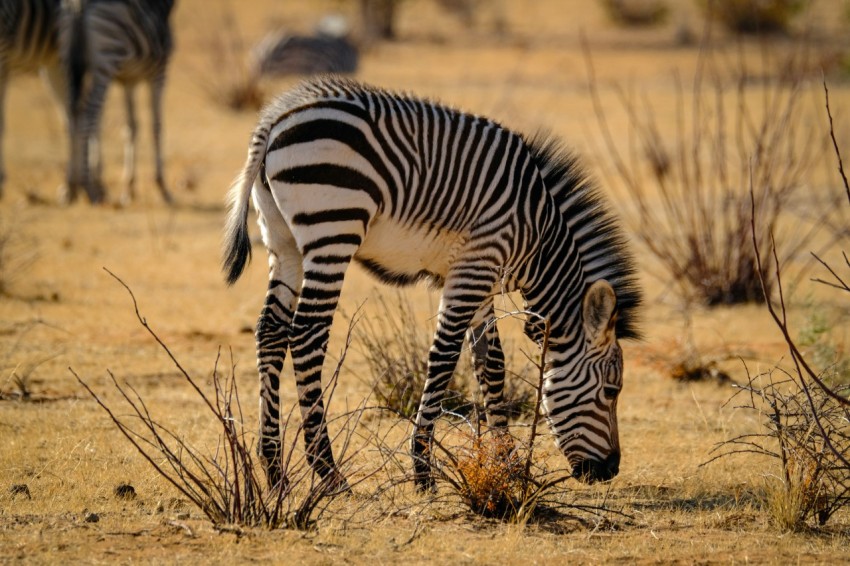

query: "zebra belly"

left=354, top=217, right=468, bottom=288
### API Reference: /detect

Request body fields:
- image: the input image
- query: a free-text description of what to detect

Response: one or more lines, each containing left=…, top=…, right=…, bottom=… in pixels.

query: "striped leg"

left=289, top=248, right=359, bottom=491
left=468, top=310, right=508, bottom=429
left=70, top=73, right=108, bottom=203
left=120, top=83, right=137, bottom=204
left=412, top=259, right=500, bottom=490
left=254, top=190, right=302, bottom=488
left=148, top=72, right=172, bottom=205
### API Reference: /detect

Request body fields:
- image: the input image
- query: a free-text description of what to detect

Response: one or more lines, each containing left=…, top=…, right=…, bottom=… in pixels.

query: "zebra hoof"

left=323, top=470, right=351, bottom=496
left=57, top=183, right=78, bottom=206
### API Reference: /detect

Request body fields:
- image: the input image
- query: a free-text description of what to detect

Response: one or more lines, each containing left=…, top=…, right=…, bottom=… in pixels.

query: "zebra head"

left=543, top=279, right=623, bottom=484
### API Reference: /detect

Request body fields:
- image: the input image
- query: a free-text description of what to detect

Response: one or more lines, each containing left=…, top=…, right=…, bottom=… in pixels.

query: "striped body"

left=65, top=0, right=174, bottom=204
left=223, top=77, right=641, bottom=490
left=0, top=0, right=66, bottom=197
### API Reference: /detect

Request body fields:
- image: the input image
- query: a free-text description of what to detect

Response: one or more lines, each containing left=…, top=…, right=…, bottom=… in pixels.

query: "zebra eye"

left=602, top=385, right=620, bottom=400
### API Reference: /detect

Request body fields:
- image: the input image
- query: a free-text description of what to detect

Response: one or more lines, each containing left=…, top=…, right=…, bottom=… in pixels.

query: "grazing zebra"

left=64, top=0, right=175, bottom=205
left=223, top=77, right=641, bottom=490
left=0, top=0, right=66, bottom=198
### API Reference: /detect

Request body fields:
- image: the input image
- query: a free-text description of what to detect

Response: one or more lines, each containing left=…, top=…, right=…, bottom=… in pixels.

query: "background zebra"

left=65, top=0, right=175, bottom=205
left=0, top=0, right=66, bottom=199
left=223, top=77, right=641, bottom=490
left=250, top=29, right=358, bottom=78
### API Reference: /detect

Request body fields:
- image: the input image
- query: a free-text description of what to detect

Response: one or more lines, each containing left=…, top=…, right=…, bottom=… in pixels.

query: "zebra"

left=0, top=0, right=67, bottom=199
left=64, top=0, right=175, bottom=205
left=250, top=30, right=358, bottom=78
left=222, top=77, right=641, bottom=491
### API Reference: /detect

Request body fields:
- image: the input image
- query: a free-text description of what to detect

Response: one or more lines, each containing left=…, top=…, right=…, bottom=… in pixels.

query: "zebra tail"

left=222, top=126, right=270, bottom=285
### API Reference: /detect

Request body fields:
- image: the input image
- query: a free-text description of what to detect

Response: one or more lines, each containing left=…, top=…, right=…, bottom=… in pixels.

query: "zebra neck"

left=520, top=219, right=585, bottom=337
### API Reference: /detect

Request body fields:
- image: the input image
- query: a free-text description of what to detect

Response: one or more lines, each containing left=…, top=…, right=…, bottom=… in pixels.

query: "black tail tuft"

left=223, top=218, right=252, bottom=286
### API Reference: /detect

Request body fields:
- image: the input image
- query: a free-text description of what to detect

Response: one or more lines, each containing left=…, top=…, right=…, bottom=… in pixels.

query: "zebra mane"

left=526, top=133, right=642, bottom=341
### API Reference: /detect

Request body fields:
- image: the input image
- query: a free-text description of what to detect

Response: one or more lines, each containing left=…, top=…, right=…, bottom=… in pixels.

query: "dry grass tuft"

left=350, top=291, right=535, bottom=421
left=454, top=431, right=525, bottom=518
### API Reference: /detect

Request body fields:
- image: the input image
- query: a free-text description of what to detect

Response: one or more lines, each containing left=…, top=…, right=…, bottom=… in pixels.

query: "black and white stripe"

left=223, top=77, right=641, bottom=489
left=0, top=0, right=66, bottom=198
left=64, top=0, right=175, bottom=205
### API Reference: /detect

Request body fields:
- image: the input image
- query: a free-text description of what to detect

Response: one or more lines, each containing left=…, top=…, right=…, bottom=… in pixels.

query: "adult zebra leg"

left=412, top=260, right=500, bottom=490
left=148, top=73, right=172, bottom=205
left=74, top=75, right=108, bottom=204
left=120, top=84, right=137, bottom=205
left=468, top=311, right=508, bottom=429
left=0, top=66, right=7, bottom=197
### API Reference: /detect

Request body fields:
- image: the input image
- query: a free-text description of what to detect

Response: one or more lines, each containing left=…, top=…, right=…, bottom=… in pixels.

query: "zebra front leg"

left=468, top=316, right=508, bottom=429
left=120, top=84, right=137, bottom=206
left=412, top=264, right=499, bottom=490
left=149, top=74, right=173, bottom=205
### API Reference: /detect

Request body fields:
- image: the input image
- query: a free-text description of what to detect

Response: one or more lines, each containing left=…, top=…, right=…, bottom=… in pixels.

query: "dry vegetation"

left=1, top=0, right=850, bottom=563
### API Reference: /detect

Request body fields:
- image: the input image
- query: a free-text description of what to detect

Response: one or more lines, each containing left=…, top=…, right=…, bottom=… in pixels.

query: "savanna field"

left=2, top=0, right=850, bottom=563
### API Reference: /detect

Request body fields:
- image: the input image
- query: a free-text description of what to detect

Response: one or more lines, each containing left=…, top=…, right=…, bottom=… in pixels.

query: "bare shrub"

left=586, top=40, right=829, bottom=306
left=419, top=318, right=619, bottom=524
left=708, top=83, right=850, bottom=530
left=348, top=314, right=621, bottom=527
left=712, top=368, right=849, bottom=529
left=601, top=0, right=669, bottom=27
left=72, top=270, right=369, bottom=529
left=699, top=0, right=807, bottom=35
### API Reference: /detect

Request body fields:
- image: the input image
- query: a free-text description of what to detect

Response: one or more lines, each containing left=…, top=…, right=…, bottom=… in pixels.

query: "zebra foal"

left=64, top=0, right=175, bottom=205
left=223, top=77, right=641, bottom=491
left=0, top=0, right=66, bottom=198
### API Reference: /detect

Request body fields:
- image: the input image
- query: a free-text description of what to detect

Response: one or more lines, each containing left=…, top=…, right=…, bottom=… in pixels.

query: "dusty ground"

left=2, top=0, right=850, bottom=563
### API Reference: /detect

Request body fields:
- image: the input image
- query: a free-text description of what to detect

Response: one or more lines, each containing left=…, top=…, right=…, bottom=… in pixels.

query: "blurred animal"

left=0, top=0, right=67, bottom=199
left=65, top=0, right=175, bottom=205
left=223, top=77, right=642, bottom=491
left=250, top=16, right=357, bottom=78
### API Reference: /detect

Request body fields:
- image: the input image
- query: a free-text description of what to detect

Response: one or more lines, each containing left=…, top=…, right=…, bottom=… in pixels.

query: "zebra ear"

left=583, top=280, right=618, bottom=345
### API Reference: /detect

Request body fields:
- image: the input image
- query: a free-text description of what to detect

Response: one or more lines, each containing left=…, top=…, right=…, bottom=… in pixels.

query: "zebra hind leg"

left=149, top=74, right=173, bottom=205
left=288, top=250, right=362, bottom=494
left=120, top=84, right=137, bottom=206
left=255, top=275, right=298, bottom=490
